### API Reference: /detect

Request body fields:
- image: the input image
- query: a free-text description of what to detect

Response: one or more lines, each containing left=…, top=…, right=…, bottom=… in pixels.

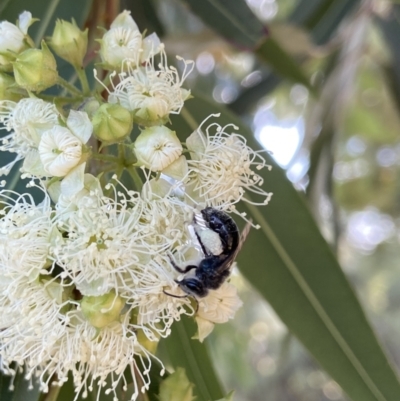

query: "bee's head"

left=178, top=277, right=209, bottom=298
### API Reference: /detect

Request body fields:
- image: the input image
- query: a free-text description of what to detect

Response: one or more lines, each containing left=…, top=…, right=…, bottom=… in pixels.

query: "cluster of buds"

left=0, top=9, right=272, bottom=401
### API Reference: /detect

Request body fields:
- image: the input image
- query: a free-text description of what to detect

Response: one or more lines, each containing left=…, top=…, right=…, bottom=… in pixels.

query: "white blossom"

left=100, top=10, right=162, bottom=69
left=34, top=110, right=92, bottom=196
left=186, top=116, right=273, bottom=211
left=0, top=189, right=55, bottom=281
left=0, top=11, right=33, bottom=65
left=0, top=98, right=59, bottom=175
left=108, top=52, right=193, bottom=124
left=195, top=282, right=243, bottom=341
left=134, top=126, right=183, bottom=171
left=39, top=126, right=83, bottom=176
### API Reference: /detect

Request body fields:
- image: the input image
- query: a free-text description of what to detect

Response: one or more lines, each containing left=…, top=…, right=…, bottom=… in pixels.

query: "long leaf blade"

left=170, top=93, right=400, bottom=401
left=158, top=317, right=224, bottom=401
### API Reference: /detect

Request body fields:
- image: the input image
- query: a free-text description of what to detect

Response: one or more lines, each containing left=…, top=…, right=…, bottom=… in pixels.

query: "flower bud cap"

left=81, top=291, right=125, bottom=329
left=92, top=103, right=133, bottom=144
left=49, top=19, right=88, bottom=67
left=13, top=40, right=58, bottom=92
left=0, top=72, right=22, bottom=101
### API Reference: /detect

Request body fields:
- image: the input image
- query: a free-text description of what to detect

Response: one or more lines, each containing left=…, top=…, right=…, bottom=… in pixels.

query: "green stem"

left=44, top=384, right=61, bottom=401
left=76, top=66, right=91, bottom=95
left=37, top=94, right=83, bottom=104
left=91, top=153, right=120, bottom=163
left=57, top=76, right=82, bottom=97
left=180, top=107, right=198, bottom=131
left=128, top=166, right=143, bottom=190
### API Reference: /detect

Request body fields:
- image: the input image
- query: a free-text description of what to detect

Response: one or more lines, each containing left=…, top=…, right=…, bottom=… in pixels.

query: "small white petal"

left=18, top=11, right=33, bottom=35
left=60, top=162, right=86, bottom=197
left=162, top=155, right=188, bottom=180
left=39, top=126, right=82, bottom=177
left=110, top=10, right=139, bottom=31
left=195, top=317, right=215, bottom=342
left=140, top=33, right=162, bottom=61
left=47, top=180, right=61, bottom=203
left=197, top=283, right=243, bottom=324
left=186, top=129, right=206, bottom=154
left=67, top=110, right=92, bottom=144
left=22, top=149, right=48, bottom=177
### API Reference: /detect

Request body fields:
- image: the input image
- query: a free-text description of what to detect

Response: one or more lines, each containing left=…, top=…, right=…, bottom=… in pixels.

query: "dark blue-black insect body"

left=169, top=207, right=250, bottom=298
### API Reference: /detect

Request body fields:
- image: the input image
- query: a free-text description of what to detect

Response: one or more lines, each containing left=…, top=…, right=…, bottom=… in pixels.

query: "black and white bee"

left=168, top=207, right=251, bottom=298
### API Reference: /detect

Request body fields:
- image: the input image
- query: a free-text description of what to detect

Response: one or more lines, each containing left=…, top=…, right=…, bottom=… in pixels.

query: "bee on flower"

left=0, top=7, right=273, bottom=401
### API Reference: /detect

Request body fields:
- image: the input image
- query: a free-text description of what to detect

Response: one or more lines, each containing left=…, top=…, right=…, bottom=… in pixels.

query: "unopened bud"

left=134, top=126, right=182, bottom=171
left=50, top=19, right=88, bottom=67
left=92, top=103, right=133, bottom=144
left=134, top=96, right=170, bottom=126
left=0, top=73, right=22, bottom=101
left=81, top=290, right=125, bottom=329
left=13, top=41, right=58, bottom=92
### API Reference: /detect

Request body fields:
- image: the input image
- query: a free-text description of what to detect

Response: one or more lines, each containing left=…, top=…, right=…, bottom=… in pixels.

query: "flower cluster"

left=0, top=9, right=272, bottom=401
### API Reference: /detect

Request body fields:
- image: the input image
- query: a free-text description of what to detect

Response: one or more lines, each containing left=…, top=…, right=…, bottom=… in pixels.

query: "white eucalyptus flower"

left=0, top=98, right=59, bottom=175
left=195, top=282, right=243, bottom=342
left=100, top=10, right=162, bottom=69
left=186, top=117, right=273, bottom=211
left=0, top=11, right=33, bottom=66
left=108, top=52, right=193, bottom=125
left=53, top=190, right=172, bottom=298
left=134, top=126, right=183, bottom=171
left=0, top=189, right=55, bottom=281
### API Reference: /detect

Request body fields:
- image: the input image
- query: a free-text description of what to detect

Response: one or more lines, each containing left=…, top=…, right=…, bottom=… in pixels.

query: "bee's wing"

left=235, top=220, right=252, bottom=256
left=225, top=220, right=252, bottom=269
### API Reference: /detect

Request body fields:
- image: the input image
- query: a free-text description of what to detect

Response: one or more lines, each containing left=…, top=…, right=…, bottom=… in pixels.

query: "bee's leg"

left=168, top=254, right=198, bottom=274
left=163, top=289, right=199, bottom=314
left=163, top=289, right=189, bottom=299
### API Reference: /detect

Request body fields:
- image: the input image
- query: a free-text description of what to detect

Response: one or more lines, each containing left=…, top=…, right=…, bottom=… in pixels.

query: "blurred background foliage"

left=3, top=0, right=400, bottom=400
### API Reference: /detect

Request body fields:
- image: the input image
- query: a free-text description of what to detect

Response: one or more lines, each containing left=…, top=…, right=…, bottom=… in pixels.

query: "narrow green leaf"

left=158, top=317, right=224, bottom=401
left=376, top=6, right=400, bottom=96
left=180, top=0, right=312, bottom=89
left=181, top=0, right=265, bottom=49
left=170, top=92, right=400, bottom=401
left=255, top=37, right=313, bottom=92
left=229, top=0, right=360, bottom=114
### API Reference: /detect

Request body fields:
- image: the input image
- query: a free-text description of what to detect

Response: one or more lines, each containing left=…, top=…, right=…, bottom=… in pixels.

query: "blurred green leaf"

left=0, top=371, right=41, bottom=401
left=376, top=6, right=400, bottom=105
left=229, top=0, right=361, bottom=114
left=158, top=317, right=224, bottom=401
left=0, top=0, right=93, bottom=41
left=215, top=390, right=234, bottom=401
left=255, top=37, right=313, bottom=91
left=180, top=0, right=311, bottom=90
left=170, top=92, right=400, bottom=401
left=181, top=0, right=265, bottom=49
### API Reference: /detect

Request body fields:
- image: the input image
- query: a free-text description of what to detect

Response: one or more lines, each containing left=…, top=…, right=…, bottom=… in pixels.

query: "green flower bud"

left=81, top=290, right=125, bottom=329
left=92, top=103, right=133, bottom=144
left=13, top=41, right=58, bottom=93
left=159, top=368, right=195, bottom=401
left=134, top=126, right=182, bottom=171
left=0, top=72, right=22, bottom=101
left=49, top=19, right=88, bottom=67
